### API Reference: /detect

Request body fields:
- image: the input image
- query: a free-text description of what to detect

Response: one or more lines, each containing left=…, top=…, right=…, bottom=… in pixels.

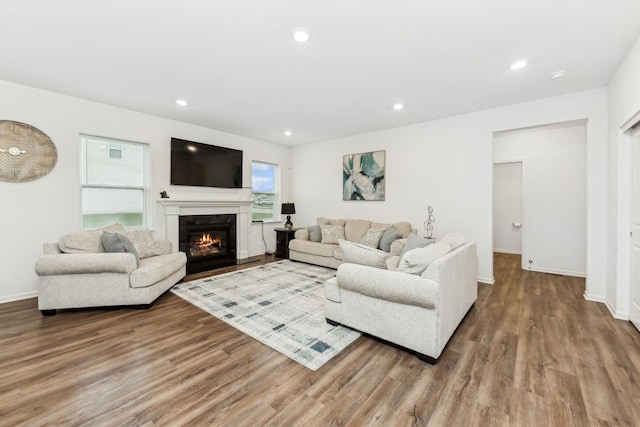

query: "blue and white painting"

left=343, top=150, right=385, bottom=201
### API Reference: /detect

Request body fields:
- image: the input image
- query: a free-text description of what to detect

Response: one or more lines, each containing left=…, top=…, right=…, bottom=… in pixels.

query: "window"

left=80, top=135, right=149, bottom=229
left=251, top=161, right=279, bottom=221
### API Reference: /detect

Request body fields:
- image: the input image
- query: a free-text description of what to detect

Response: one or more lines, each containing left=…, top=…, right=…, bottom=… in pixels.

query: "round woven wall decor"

left=0, top=120, right=58, bottom=183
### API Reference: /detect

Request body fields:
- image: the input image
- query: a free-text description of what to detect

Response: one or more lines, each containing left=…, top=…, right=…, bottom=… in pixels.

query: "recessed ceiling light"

left=176, top=99, right=188, bottom=106
left=510, top=61, right=527, bottom=70
left=550, top=71, right=566, bottom=82
left=291, top=29, right=310, bottom=43
left=284, top=130, right=293, bottom=136
left=393, top=103, right=404, bottom=110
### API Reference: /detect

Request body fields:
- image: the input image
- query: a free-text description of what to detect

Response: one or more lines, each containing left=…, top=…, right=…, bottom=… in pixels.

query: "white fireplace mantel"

left=158, top=197, right=253, bottom=259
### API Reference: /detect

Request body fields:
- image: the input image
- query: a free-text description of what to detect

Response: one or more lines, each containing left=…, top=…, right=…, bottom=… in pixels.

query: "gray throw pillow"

left=378, top=227, right=403, bottom=252
left=102, top=231, right=139, bottom=264
left=308, top=225, right=322, bottom=242
left=399, top=233, right=435, bottom=259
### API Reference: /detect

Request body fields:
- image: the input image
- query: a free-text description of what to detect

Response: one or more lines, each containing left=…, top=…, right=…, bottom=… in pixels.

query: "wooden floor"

left=1, top=253, right=640, bottom=426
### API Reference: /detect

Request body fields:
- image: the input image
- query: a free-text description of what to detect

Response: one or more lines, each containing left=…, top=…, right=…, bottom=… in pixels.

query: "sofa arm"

left=35, top=253, right=137, bottom=276
left=294, top=229, right=310, bottom=240
left=336, top=263, right=438, bottom=310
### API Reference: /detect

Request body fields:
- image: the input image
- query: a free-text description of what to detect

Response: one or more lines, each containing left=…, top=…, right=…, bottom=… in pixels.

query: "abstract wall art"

left=343, top=150, right=385, bottom=201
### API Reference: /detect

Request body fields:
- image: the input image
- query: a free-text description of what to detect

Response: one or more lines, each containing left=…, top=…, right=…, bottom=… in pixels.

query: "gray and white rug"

left=171, top=260, right=361, bottom=371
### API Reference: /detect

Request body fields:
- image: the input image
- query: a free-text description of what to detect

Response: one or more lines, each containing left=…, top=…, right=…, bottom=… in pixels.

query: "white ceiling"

left=1, top=1, right=639, bottom=146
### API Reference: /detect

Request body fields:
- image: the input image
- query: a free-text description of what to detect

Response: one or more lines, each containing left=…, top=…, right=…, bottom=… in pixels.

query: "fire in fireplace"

left=190, top=232, right=224, bottom=257
left=179, top=214, right=237, bottom=274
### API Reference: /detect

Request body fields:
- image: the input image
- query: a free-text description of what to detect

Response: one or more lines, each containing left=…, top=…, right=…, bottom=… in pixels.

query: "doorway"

left=492, top=120, right=587, bottom=277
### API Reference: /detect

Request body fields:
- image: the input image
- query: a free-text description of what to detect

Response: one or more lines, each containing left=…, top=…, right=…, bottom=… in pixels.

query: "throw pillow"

left=399, top=233, right=435, bottom=259
left=320, top=224, right=346, bottom=244
left=439, top=232, right=467, bottom=250
left=397, top=241, right=452, bottom=275
left=59, top=223, right=125, bottom=254
left=339, top=239, right=388, bottom=269
left=378, top=227, right=403, bottom=252
left=359, top=227, right=386, bottom=248
left=307, top=225, right=322, bottom=242
left=102, top=232, right=139, bottom=264
left=122, top=230, right=162, bottom=259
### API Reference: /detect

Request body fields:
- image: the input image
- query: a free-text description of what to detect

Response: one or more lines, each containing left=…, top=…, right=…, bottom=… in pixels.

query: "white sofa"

left=35, top=225, right=187, bottom=315
left=325, top=240, right=478, bottom=362
left=289, top=217, right=415, bottom=269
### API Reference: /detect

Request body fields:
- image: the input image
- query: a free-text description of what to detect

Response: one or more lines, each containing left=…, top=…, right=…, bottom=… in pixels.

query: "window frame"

left=251, top=160, right=280, bottom=223
left=80, top=134, right=150, bottom=230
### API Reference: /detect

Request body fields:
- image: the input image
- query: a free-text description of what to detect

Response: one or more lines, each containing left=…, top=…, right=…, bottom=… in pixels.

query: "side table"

left=275, top=228, right=301, bottom=259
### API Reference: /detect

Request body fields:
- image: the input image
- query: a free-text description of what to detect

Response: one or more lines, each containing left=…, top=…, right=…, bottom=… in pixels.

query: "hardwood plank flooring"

left=1, top=253, right=640, bottom=426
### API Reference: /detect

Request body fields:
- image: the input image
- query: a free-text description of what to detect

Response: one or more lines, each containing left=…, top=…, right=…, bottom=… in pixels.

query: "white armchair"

left=324, top=241, right=478, bottom=362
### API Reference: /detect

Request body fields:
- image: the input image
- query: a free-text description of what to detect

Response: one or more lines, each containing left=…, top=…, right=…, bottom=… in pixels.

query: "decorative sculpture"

left=424, top=205, right=435, bottom=239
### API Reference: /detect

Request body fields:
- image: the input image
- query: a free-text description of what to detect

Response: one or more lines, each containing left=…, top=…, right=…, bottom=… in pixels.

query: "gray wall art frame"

left=343, top=150, right=385, bottom=201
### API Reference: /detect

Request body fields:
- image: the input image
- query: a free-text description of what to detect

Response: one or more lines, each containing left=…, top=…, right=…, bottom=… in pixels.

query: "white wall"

left=607, top=33, right=640, bottom=318
left=291, top=88, right=608, bottom=291
left=0, top=80, right=291, bottom=303
left=493, top=162, right=522, bottom=254
left=494, top=122, right=587, bottom=276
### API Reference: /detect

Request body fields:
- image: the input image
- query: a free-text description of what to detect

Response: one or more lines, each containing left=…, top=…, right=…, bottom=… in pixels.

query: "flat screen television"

left=170, top=138, right=243, bottom=188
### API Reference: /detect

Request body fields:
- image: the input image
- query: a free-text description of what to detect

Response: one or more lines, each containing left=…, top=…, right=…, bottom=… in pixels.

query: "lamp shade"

left=281, top=203, right=296, bottom=215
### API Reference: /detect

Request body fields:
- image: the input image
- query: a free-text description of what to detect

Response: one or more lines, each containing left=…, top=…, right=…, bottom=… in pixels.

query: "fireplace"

left=179, top=214, right=237, bottom=274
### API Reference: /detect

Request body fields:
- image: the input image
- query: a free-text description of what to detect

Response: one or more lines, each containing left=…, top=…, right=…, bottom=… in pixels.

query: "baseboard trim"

left=524, top=266, right=585, bottom=278
left=477, top=276, right=495, bottom=285
left=603, top=299, right=630, bottom=320
left=493, top=249, right=522, bottom=255
left=0, top=291, right=38, bottom=304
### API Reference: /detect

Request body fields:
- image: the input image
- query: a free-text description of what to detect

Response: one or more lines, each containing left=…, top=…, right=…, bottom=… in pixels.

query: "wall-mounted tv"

left=170, top=138, right=243, bottom=188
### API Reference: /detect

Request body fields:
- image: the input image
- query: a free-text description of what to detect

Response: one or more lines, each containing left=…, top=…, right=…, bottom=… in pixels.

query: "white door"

left=631, top=130, right=640, bottom=331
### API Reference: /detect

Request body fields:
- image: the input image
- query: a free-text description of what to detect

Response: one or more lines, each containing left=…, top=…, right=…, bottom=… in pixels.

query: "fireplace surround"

left=158, top=195, right=253, bottom=273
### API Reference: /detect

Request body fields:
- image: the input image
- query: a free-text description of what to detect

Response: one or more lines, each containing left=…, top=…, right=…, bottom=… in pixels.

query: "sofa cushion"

left=102, top=232, right=139, bottom=265
left=307, top=225, right=322, bottom=242
left=344, top=219, right=372, bottom=243
left=397, top=241, right=452, bottom=275
left=392, top=222, right=413, bottom=238
left=59, top=223, right=125, bottom=254
left=339, top=239, right=387, bottom=269
left=320, top=224, right=346, bottom=244
left=399, top=234, right=435, bottom=259
left=317, top=217, right=346, bottom=227
left=130, top=252, right=187, bottom=288
left=359, top=227, right=386, bottom=248
left=122, top=230, right=162, bottom=259
left=378, top=227, right=403, bottom=252
left=289, top=239, right=338, bottom=257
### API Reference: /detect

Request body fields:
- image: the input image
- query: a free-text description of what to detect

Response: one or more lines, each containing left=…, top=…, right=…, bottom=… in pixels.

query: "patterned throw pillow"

left=339, top=239, right=387, bottom=269
left=359, top=227, right=386, bottom=248
left=320, top=224, right=346, bottom=244
left=122, top=230, right=162, bottom=259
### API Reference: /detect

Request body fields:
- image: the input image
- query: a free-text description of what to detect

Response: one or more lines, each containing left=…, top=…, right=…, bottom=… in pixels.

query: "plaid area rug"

left=171, top=260, right=361, bottom=371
